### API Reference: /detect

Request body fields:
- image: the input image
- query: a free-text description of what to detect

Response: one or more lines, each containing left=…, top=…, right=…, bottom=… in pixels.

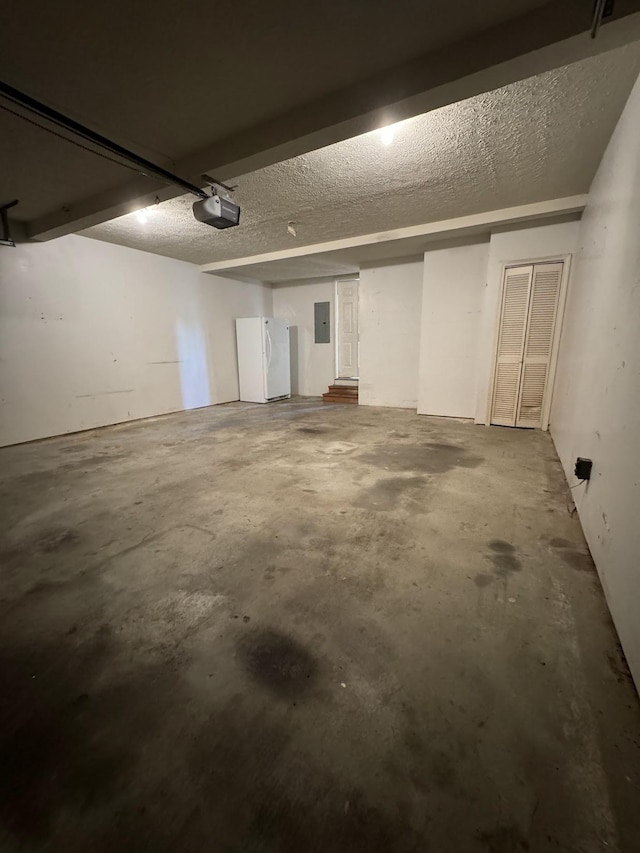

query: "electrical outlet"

left=574, top=458, right=593, bottom=481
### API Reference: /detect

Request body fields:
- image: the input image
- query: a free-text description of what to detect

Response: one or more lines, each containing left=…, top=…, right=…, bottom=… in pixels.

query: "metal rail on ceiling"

left=0, top=80, right=208, bottom=200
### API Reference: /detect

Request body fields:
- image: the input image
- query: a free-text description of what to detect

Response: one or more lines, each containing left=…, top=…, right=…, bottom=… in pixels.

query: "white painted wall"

left=474, top=220, right=581, bottom=424
left=550, top=77, right=640, bottom=689
left=0, top=235, right=272, bottom=446
left=359, top=259, right=423, bottom=408
left=418, top=242, right=489, bottom=418
left=272, top=279, right=335, bottom=396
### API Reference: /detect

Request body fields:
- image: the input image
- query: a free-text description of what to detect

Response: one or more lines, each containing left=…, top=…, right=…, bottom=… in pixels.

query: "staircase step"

left=327, top=385, right=358, bottom=395
left=322, top=393, right=358, bottom=404
left=323, top=382, right=358, bottom=404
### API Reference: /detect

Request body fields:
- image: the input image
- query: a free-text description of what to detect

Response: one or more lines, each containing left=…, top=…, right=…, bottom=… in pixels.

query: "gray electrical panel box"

left=314, top=302, right=330, bottom=343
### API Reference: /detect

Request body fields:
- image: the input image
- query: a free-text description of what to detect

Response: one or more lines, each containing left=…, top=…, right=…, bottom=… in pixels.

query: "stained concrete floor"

left=1, top=399, right=639, bottom=853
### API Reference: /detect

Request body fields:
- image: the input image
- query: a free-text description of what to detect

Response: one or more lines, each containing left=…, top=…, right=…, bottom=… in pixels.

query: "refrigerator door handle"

left=265, top=327, right=273, bottom=369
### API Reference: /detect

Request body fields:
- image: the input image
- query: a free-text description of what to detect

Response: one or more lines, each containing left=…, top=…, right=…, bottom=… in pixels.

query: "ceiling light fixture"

left=379, top=120, right=406, bottom=146
left=134, top=196, right=161, bottom=225
left=380, top=126, right=395, bottom=146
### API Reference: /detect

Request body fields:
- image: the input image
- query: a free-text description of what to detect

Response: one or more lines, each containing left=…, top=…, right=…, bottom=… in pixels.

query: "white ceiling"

left=208, top=214, right=585, bottom=285
left=81, top=44, right=640, bottom=269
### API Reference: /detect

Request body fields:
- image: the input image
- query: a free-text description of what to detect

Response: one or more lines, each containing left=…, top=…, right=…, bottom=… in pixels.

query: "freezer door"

left=236, top=317, right=267, bottom=403
left=263, top=318, right=291, bottom=400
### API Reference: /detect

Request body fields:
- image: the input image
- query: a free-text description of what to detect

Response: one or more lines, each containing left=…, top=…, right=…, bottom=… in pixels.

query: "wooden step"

left=327, top=385, right=358, bottom=396
left=322, top=393, right=358, bottom=404
left=322, top=383, right=358, bottom=404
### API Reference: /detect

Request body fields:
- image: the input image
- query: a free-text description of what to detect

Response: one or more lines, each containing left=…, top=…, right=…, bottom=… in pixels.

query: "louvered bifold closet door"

left=515, top=262, right=563, bottom=428
left=491, top=266, right=533, bottom=426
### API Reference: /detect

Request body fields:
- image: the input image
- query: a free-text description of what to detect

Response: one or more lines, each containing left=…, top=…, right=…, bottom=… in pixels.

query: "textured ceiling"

left=210, top=213, right=583, bottom=285
left=81, top=44, right=640, bottom=266
left=0, top=0, right=548, bottom=221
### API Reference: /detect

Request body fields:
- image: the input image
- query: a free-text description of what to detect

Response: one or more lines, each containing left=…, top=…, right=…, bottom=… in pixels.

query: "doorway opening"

left=335, top=278, right=359, bottom=380
left=490, top=260, right=567, bottom=429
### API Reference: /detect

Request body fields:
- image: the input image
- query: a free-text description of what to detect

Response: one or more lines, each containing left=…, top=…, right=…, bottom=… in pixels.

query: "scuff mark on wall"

left=75, top=390, right=135, bottom=398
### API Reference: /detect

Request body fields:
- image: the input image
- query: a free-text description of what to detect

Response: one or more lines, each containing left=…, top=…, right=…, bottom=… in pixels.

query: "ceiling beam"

left=198, top=196, right=588, bottom=274
left=26, top=1, right=640, bottom=241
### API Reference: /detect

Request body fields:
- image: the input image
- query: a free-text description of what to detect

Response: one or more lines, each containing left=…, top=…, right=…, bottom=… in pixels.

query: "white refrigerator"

left=235, top=317, right=291, bottom=403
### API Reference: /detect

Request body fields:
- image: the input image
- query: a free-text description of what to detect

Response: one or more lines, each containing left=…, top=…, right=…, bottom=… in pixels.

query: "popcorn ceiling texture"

left=82, top=45, right=640, bottom=266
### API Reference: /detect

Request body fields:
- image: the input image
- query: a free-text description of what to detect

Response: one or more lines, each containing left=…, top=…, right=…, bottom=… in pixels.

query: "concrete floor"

left=1, top=399, right=639, bottom=853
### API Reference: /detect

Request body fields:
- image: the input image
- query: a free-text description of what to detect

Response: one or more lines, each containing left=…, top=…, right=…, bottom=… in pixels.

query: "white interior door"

left=516, top=262, right=563, bottom=427
left=491, top=266, right=533, bottom=426
left=337, top=279, right=359, bottom=379
left=491, top=262, right=563, bottom=428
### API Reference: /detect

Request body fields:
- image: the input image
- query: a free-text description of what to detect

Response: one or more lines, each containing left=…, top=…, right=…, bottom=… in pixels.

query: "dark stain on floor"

left=35, top=528, right=80, bottom=553
left=189, top=700, right=430, bottom=853
left=355, top=476, right=427, bottom=511
left=606, top=640, right=636, bottom=687
left=547, top=537, right=596, bottom=573
left=0, top=625, right=129, bottom=841
left=488, top=541, right=522, bottom=579
left=477, top=824, right=530, bottom=852
left=63, top=452, right=130, bottom=469
left=427, top=749, right=457, bottom=790
left=6, top=453, right=131, bottom=488
left=360, top=442, right=483, bottom=475
left=488, top=540, right=514, bottom=553
left=237, top=628, right=318, bottom=699
left=557, top=549, right=596, bottom=572
left=221, top=458, right=252, bottom=471
left=548, top=537, right=572, bottom=549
